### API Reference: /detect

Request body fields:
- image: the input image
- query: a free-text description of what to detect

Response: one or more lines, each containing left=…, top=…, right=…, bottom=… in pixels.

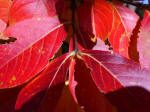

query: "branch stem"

left=71, top=0, right=79, bottom=55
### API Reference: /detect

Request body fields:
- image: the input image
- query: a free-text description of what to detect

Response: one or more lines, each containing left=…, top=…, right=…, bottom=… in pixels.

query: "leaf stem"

left=71, top=0, right=79, bottom=55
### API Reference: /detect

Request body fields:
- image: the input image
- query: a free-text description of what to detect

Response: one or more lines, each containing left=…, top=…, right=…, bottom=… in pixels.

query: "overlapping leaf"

left=69, top=56, right=116, bottom=112
left=0, top=86, right=22, bottom=112
left=9, top=0, right=65, bottom=24
left=77, top=0, right=113, bottom=41
left=0, top=17, right=67, bottom=88
left=0, top=0, right=11, bottom=23
left=0, top=0, right=149, bottom=112
left=0, top=0, right=11, bottom=40
left=69, top=50, right=150, bottom=111
left=108, top=4, right=139, bottom=58
left=81, top=50, right=150, bottom=92
left=92, top=38, right=110, bottom=51
left=76, top=0, right=113, bottom=49
left=77, top=1, right=138, bottom=58
left=55, top=85, right=85, bottom=112
left=0, top=19, right=6, bottom=33
left=138, top=10, right=150, bottom=70
left=69, top=37, right=109, bottom=52
left=15, top=52, right=72, bottom=111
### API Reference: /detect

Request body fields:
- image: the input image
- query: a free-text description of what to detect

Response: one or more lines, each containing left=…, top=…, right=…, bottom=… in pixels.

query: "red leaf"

left=9, top=0, right=65, bottom=24
left=0, top=86, right=22, bottom=112
left=55, top=85, right=85, bottom=112
left=77, top=0, right=113, bottom=41
left=77, top=1, right=138, bottom=58
left=69, top=37, right=110, bottom=51
left=15, top=52, right=72, bottom=111
left=0, top=17, right=67, bottom=88
left=0, top=0, right=11, bottom=23
left=92, top=38, right=110, bottom=51
left=78, top=50, right=150, bottom=111
left=81, top=50, right=150, bottom=92
left=128, top=18, right=141, bottom=62
left=76, top=1, right=112, bottom=50
left=69, top=57, right=117, bottom=112
left=69, top=36, right=97, bottom=51
left=138, top=10, right=150, bottom=70
left=0, top=19, right=6, bottom=33
left=108, top=4, right=139, bottom=58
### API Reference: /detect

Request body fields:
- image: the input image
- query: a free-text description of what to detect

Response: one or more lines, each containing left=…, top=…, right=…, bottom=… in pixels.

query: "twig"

left=71, top=0, right=79, bottom=55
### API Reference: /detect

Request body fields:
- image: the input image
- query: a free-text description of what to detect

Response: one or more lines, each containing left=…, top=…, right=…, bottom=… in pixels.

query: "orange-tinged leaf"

left=108, top=4, right=139, bottom=58
left=0, top=19, right=6, bottom=33
left=0, top=0, right=11, bottom=23
left=77, top=1, right=138, bottom=57
left=138, top=10, right=150, bottom=71
left=77, top=0, right=113, bottom=41
left=0, top=17, right=67, bottom=88
left=15, top=52, right=72, bottom=111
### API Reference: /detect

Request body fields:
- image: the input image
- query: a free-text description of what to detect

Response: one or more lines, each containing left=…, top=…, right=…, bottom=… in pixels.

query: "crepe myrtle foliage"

left=0, top=0, right=150, bottom=112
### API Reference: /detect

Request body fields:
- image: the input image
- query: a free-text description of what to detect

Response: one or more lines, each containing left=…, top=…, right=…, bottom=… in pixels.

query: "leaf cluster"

left=0, top=0, right=150, bottom=112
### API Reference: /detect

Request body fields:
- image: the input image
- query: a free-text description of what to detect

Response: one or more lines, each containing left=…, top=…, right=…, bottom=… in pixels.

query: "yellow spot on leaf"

left=120, top=32, right=130, bottom=42
left=120, top=37, right=123, bottom=42
left=54, top=15, right=59, bottom=19
left=65, top=80, right=69, bottom=85
left=0, top=82, right=3, bottom=86
left=10, top=80, right=12, bottom=83
left=120, top=48, right=124, bottom=52
left=38, top=49, right=41, bottom=53
left=4, top=48, right=7, bottom=51
left=38, top=49, right=45, bottom=54
left=12, top=76, right=16, bottom=81
left=77, top=54, right=82, bottom=59
left=10, top=76, right=16, bottom=83
left=90, top=36, right=96, bottom=43
left=37, top=18, right=41, bottom=21
left=126, top=32, right=130, bottom=37
left=42, top=50, right=45, bottom=54
left=0, top=32, right=4, bottom=36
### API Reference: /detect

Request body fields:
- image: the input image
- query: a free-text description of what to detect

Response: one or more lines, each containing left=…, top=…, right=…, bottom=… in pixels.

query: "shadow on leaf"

left=0, top=86, right=22, bottom=112
left=106, top=86, right=150, bottom=112
left=15, top=83, right=65, bottom=112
